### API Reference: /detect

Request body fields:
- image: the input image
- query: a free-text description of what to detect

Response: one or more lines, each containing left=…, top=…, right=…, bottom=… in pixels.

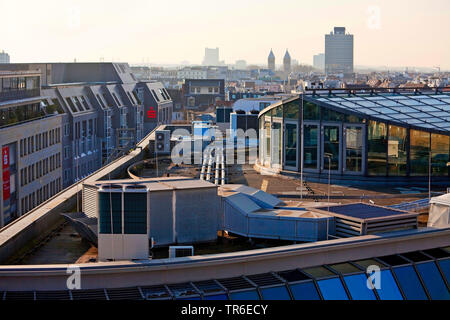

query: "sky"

left=0, top=0, right=449, bottom=70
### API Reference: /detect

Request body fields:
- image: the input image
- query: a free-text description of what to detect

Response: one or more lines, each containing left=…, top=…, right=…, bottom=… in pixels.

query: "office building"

left=313, top=53, right=325, bottom=71
left=325, top=27, right=354, bottom=74
left=202, top=48, right=220, bottom=66
left=0, top=70, right=63, bottom=227
left=0, top=51, right=10, bottom=64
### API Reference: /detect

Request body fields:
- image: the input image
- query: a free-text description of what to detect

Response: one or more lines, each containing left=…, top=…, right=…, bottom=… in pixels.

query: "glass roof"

left=306, top=92, right=450, bottom=133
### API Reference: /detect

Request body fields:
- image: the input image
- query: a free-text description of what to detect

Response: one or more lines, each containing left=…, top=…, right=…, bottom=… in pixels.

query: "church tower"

left=268, top=49, right=275, bottom=71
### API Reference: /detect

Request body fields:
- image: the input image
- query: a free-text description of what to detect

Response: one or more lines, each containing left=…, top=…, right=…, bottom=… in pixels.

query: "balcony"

left=0, top=89, right=40, bottom=103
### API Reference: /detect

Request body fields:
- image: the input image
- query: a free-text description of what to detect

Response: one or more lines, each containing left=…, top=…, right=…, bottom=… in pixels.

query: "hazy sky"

left=0, top=0, right=449, bottom=69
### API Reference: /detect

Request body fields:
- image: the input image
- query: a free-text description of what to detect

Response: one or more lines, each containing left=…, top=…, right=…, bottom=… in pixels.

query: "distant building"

left=235, top=60, right=247, bottom=70
left=0, top=51, right=10, bottom=64
left=0, top=70, right=63, bottom=227
left=202, top=48, right=220, bottom=66
left=283, top=50, right=291, bottom=74
left=313, top=53, right=325, bottom=71
left=268, top=49, right=275, bottom=72
left=177, top=67, right=207, bottom=80
left=325, top=27, right=354, bottom=74
left=183, top=79, right=225, bottom=109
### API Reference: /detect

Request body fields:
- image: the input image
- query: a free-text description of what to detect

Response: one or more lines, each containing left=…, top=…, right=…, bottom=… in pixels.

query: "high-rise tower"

left=325, top=27, right=354, bottom=74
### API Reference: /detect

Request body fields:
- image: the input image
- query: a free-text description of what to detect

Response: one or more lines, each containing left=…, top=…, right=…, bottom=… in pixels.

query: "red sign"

left=2, top=146, right=10, bottom=201
left=147, top=106, right=156, bottom=119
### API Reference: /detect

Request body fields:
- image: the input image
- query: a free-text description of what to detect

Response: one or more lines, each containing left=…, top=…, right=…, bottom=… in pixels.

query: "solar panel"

left=321, top=203, right=408, bottom=219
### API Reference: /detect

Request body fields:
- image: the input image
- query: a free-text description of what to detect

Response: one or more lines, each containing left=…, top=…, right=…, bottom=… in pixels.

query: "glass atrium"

left=258, top=90, right=450, bottom=182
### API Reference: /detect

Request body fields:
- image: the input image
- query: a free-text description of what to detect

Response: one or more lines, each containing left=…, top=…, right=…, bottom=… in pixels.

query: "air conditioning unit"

left=155, top=130, right=170, bottom=154
left=169, top=246, right=194, bottom=258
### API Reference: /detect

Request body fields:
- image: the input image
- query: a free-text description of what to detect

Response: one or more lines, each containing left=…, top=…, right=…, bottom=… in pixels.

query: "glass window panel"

left=401, top=99, right=423, bottom=106
left=391, top=106, right=419, bottom=113
left=378, top=99, right=402, bottom=107
left=230, top=290, right=260, bottom=300
left=410, top=130, right=430, bottom=176
left=362, top=109, right=380, bottom=115
left=357, top=100, right=378, bottom=107
left=345, top=114, right=364, bottom=123
left=437, top=259, right=450, bottom=283
left=431, top=134, right=449, bottom=176
left=284, top=101, right=299, bottom=119
left=322, top=108, right=344, bottom=122
left=271, top=122, right=282, bottom=167
left=323, top=126, right=340, bottom=171
left=419, top=98, right=445, bottom=105
left=345, top=126, right=363, bottom=173
left=415, top=262, right=450, bottom=300
left=203, top=294, right=228, bottom=300
left=289, top=282, right=321, bottom=300
left=368, top=121, right=387, bottom=176
left=260, top=286, right=291, bottom=300
left=343, top=274, right=377, bottom=300
left=302, top=266, right=335, bottom=278
left=414, top=105, right=440, bottom=112
left=377, top=270, right=403, bottom=300
left=329, top=263, right=361, bottom=274
left=285, top=123, right=297, bottom=168
left=317, top=278, right=349, bottom=300
left=272, top=105, right=283, bottom=119
left=304, top=124, right=318, bottom=169
left=392, top=266, right=428, bottom=300
left=388, top=125, right=408, bottom=176
left=303, top=101, right=320, bottom=120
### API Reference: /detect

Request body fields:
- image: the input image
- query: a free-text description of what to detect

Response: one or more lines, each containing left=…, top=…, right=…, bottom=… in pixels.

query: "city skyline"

left=0, top=0, right=449, bottom=70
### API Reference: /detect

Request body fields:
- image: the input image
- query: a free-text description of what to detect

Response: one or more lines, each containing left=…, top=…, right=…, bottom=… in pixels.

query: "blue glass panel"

left=289, top=282, right=321, bottom=300
left=343, top=274, right=377, bottom=300
left=416, top=262, right=450, bottom=300
left=438, top=259, right=450, bottom=283
left=377, top=270, right=403, bottom=300
left=178, top=296, right=201, bottom=300
left=203, top=294, right=228, bottom=300
left=393, top=266, right=428, bottom=300
left=260, top=286, right=291, bottom=300
left=230, top=290, right=260, bottom=300
left=317, top=278, right=349, bottom=300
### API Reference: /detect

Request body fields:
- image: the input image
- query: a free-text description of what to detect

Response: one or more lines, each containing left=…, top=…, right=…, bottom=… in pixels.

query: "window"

left=112, top=93, right=121, bottom=106
left=415, top=262, right=450, bottom=300
left=65, top=97, right=78, bottom=113
left=376, top=270, right=403, bottom=300
left=388, top=125, right=408, bottom=176
left=343, top=274, right=377, bottom=300
left=368, top=121, right=387, bottom=176
left=316, top=278, right=349, bottom=300
left=303, top=101, right=320, bottom=120
left=288, top=282, right=320, bottom=300
left=410, top=130, right=430, bottom=176
left=392, top=266, right=428, bottom=300
left=431, top=134, right=449, bottom=176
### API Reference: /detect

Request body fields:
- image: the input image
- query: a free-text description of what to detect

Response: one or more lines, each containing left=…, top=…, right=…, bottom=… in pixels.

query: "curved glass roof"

left=305, top=92, right=450, bottom=133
